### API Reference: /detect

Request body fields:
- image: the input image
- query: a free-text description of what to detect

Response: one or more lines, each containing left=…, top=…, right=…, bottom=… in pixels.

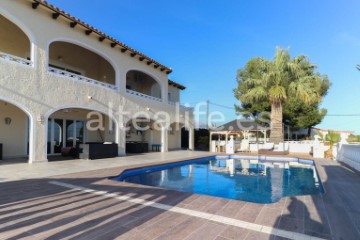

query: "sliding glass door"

left=48, top=118, right=85, bottom=155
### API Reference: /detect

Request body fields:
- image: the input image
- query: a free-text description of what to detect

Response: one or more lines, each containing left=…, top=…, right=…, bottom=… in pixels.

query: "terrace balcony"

left=48, top=41, right=117, bottom=91
left=0, top=51, right=33, bottom=67
left=0, top=14, right=32, bottom=67
left=126, top=70, right=163, bottom=102
left=48, top=66, right=118, bottom=91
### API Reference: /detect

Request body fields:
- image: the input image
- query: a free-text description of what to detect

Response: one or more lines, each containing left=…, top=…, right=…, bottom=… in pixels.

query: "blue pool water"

left=112, top=156, right=324, bottom=203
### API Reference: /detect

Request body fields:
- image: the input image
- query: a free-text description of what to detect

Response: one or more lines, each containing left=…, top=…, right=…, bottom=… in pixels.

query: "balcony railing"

left=48, top=66, right=118, bottom=91
left=126, top=89, right=162, bottom=102
left=0, top=51, right=33, bottom=66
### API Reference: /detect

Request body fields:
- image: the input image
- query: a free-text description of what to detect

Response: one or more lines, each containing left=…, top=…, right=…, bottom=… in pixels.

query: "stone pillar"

left=30, top=114, right=48, bottom=163
left=161, top=126, right=168, bottom=152
left=116, top=122, right=126, bottom=156
left=313, top=135, right=324, bottom=158
left=119, top=70, right=127, bottom=95
left=263, top=130, right=267, bottom=143
left=226, top=135, right=235, bottom=154
left=188, top=127, right=194, bottom=150
left=162, top=82, right=169, bottom=104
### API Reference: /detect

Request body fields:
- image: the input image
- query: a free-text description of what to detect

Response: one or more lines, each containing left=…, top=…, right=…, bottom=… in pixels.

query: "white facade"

left=0, top=0, right=194, bottom=163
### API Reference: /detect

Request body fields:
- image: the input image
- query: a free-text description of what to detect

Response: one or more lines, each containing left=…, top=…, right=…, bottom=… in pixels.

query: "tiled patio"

left=0, top=151, right=359, bottom=239
left=0, top=151, right=212, bottom=182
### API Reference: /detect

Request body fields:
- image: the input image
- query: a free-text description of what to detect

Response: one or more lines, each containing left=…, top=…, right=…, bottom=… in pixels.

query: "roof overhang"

left=168, top=79, right=186, bottom=90
left=30, top=0, right=173, bottom=74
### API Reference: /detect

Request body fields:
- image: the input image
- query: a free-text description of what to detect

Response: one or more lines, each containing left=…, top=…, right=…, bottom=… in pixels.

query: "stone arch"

left=125, top=69, right=163, bottom=100
left=47, top=38, right=118, bottom=86
left=0, top=96, right=35, bottom=163
left=0, top=10, right=35, bottom=62
left=45, top=105, right=120, bottom=158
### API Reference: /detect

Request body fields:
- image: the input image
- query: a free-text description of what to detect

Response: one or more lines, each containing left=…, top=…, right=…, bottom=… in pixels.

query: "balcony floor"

left=0, top=152, right=359, bottom=239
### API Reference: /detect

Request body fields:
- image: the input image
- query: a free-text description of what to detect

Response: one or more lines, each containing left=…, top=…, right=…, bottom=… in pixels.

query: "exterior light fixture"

left=37, top=115, right=45, bottom=123
left=4, top=117, right=12, bottom=125
left=87, top=96, right=92, bottom=100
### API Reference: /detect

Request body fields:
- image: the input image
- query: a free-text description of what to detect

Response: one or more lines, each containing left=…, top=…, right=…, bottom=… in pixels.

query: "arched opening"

left=125, top=117, right=162, bottom=153
left=46, top=108, right=118, bottom=160
left=48, top=41, right=116, bottom=86
left=126, top=70, right=162, bottom=101
left=0, top=14, right=31, bottom=63
left=0, top=100, right=31, bottom=163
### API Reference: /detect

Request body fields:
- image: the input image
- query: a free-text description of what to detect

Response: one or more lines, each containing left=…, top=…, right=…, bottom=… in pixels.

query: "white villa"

left=0, top=0, right=194, bottom=163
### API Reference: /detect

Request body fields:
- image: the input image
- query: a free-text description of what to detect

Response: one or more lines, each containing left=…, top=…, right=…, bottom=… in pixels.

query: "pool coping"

left=110, top=154, right=326, bottom=199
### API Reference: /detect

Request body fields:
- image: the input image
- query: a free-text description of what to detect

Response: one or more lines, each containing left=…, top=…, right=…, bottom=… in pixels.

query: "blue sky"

left=48, top=0, right=360, bottom=133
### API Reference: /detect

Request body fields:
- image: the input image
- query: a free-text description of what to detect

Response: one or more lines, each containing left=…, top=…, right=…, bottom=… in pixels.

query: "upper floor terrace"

left=0, top=0, right=189, bottom=110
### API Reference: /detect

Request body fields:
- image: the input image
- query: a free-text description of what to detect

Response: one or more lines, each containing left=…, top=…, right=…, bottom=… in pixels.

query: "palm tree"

left=239, top=48, right=324, bottom=144
left=325, top=131, right=340, bottom=158
left=326, top=131, right=340, bottom=145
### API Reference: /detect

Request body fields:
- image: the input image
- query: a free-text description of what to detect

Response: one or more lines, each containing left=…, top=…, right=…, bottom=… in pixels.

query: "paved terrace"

left=0, top=151, right=359, bottom=239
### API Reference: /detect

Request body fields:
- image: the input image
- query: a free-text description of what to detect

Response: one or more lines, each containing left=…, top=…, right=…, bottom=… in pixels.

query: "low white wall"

left=337, top=144, right=360, bottom=171
left=286, top=142, right=312, bottom=153
left=211, top=139, right=331, bottom=155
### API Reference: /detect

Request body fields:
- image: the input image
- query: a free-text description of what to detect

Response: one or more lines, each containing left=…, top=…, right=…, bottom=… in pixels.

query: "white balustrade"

left=337, top=144, right=360, bottom=171
left=48, top=67, right=118, bottom=90
left=0, top=51, right=33, bottom=66
left=126, top=89, right=162, bottom=102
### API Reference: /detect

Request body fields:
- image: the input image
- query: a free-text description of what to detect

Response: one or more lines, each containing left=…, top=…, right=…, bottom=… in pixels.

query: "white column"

left=188, top=127, right=194, bottom=150
left=28, top=115, right=36, bottom=163
left=162, top=83, right=168, bottom=104
left=119, top=69, right=127, bottom=95
left=116, top=122, right=126, bottom=156
left=30, top=114, right=48, bottom=163
left=263, top=130, right=267, bottom=143
left=161, top=126, right=168, bottom=152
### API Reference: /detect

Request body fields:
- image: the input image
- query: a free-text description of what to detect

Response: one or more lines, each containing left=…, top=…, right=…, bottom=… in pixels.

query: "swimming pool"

left=112, top=156, right=324, bottom=203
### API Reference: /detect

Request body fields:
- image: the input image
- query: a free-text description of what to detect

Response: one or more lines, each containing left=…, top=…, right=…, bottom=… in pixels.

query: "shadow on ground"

left=0, top=159, right=359, bottom=239
left=0, top=176, right=193, bottom=239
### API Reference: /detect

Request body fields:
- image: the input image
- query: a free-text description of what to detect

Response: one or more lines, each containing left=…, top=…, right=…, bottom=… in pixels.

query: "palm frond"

left=240, top=86, right=268, bottom=104
left=288, top=79, right=320, bottom=104
left=269, top=85, right=287, bottom=103
left=243, top=78, right=263, bottom=88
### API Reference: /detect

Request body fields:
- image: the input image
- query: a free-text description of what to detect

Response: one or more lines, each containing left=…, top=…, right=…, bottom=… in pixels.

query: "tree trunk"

left=307, top=127, right=312, bottom=138
left=269, top=102, right=283, bottom=144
